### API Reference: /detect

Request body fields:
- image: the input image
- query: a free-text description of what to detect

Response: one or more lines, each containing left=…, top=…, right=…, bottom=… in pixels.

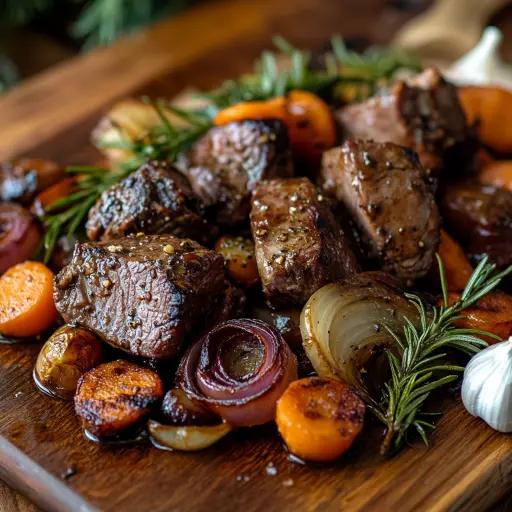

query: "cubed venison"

left=175, top=120, right=293, bottom=227
left=251, top=177, right=358, bottom=307
left=320, top=140, right=440, bottom=282
left=54, top=234, right=226, bottom=359
left=86, top=162, right=214, bottom=244
left=0, top=158, right=65, bottom=205
left=75, top=360, right=164, bottom=438
left=336, top=68, right=474, bottom=176
left=439, top=182, right=512, bottom=271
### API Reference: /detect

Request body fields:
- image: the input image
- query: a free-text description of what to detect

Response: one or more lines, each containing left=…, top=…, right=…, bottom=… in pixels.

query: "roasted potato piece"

left=214, top=235, right=260, bottom=287
left=161, top=389, right=219, bottom=426
left=35, top=325, right=104, bottom=399
left=0, top=159, right=65, bottom=205
left=75, top=360, right=164, bottom=438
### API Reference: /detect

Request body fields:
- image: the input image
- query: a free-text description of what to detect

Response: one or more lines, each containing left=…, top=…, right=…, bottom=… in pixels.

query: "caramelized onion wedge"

left=300, top=273, right=421, bottom=398
left=0, top=203, right=40, bottom=274
left=148, top=419, right=232, bottom=451
left=176, top=319, right=297, bottom=427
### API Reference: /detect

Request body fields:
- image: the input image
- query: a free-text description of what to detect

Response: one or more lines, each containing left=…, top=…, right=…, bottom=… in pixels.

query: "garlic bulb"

left=446, top=27, right=512, bottom=91
left=461, top=337, right=512, bottom=433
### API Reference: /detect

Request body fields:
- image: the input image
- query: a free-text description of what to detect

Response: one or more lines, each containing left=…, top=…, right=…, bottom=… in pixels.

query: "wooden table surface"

left=1, top=0, right=512, bottom=510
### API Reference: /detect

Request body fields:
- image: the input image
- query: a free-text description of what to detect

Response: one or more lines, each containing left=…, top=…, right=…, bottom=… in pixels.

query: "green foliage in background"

left=0, top=0, right=195, bottom=90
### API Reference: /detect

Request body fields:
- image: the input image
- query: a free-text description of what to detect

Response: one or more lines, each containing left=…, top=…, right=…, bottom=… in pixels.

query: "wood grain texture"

left=0, top=0, right=512, bottom=511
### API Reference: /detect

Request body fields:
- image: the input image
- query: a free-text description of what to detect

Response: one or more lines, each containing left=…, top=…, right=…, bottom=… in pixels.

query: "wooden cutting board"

left=1, top=1, right=512, bottom=511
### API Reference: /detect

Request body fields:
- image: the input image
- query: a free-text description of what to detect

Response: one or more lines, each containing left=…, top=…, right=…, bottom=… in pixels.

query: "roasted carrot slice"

left=430, top=229, right=474, bottom=292
left=442, top=290, right=512, bottom=344
left=458, top=86, right=512, bottom=154
left=479, top=160, right=512, bottom=193
left=276, top=377, right=365, bottom=462
left=214, top=96, right=286, bottom=125
left=0, top=261, right=57, bottom=338
left=285, top=90, right=337, bottom=160
left=75, top=360, right=164, bottom=438
left=214, top=90, right=336, bottom=163
left=31, top=177, right=77, bottom=217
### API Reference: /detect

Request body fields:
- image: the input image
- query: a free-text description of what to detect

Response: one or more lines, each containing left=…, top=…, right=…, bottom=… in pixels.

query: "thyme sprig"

left=42, top=99, right=210, bottom=262
left=371, top=255, right=512, bottom=456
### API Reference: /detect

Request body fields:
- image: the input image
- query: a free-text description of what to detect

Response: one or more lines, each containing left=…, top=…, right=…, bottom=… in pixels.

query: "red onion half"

left=0, top=203, right=41, bottom=274
left=176, top=319, right=297, bottom=427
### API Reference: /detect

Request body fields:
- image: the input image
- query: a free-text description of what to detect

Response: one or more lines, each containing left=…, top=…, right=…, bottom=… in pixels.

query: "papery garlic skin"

left=461, top=338, right=512, bottom=433
left=446, top=27, right=512, bottom=91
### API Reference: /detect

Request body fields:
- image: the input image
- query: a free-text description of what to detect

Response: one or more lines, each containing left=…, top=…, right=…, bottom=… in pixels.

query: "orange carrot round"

left=458, top=86, right=512, bottom=154
left=442, top=290, right=512, bottom=344
left=214, top=91, right=336, bottom=163
left=0, top=262, right=58, bottom=338
left=479, top=160, right=512, bottom=193
left=276, top=377, right=365, bottom=463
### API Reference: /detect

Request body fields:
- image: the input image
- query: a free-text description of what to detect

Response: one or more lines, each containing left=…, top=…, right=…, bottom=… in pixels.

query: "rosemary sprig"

left=42, top=100, right=210, bottom=262
left=42, top=35, right=420, bottom=261
left=373, top=255, right=512, bottom=456
left=200, top=35, right=420, bottom=112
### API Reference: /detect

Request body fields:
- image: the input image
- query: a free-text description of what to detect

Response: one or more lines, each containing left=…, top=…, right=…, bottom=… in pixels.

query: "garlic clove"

left=446, top=26, right=512, bottom=91
left=461, top=338, right=512, bottom=433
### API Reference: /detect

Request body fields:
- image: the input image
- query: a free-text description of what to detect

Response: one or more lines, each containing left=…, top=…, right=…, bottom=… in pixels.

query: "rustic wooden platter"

left=1, top=1, right=512, bottom=511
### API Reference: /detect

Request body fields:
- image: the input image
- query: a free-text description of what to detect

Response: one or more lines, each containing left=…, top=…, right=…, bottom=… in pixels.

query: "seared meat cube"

left=0, top=158, right=65, bottom=205
left=440, top=182, right=512, bottom=270
left=250, top=177, right=358, bottom=307
left=176, top=120, right=293, bottom=227
left=86, top=162, right=214, bottom=244
left=336, top=68, right=474, bottom=175
left=75, top=360, right=164, bottom=438
left=54, top=234, right=225, bottom=359
left=320, top=140, right=440, bottom=282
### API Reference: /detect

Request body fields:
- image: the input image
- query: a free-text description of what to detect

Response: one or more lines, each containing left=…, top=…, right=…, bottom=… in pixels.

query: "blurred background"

left=1, top=0, right=512, bottom=93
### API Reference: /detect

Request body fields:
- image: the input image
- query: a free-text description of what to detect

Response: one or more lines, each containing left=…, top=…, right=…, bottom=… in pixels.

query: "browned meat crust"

left=176, top=120, right=293, bottom=227
left=336, top=68, right=474, bottom=176
left=250, top=177, right=358, bottom=307
left=320, top=140, right=440, bottom=282
left=54, top=234, right=226, bottom=359
left=86, top=162, right=215, bottom=244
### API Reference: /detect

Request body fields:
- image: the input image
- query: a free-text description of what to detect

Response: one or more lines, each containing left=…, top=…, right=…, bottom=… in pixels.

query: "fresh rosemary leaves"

left=372, top=255, right=512, bottom=456
left=200, top=35, right=420, bottom=112
left=42, top=35, right=420, bottom=261
left=42, top=99, right=210, bottom=262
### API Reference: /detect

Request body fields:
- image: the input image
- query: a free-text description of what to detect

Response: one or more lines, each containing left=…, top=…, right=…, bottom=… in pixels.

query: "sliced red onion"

left=176, top=319, right=297, bottom=427
left=0, top=203, right=40, bottom=274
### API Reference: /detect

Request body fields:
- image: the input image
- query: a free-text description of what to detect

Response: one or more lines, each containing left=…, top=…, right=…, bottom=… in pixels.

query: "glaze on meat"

left=54, top=234, right=226, bottom=359
left=176, top=120, right=293, bottom=227
left=86, top=162, right=214, bottom=244
left=320, top=140, right=440, bottom=282
left=336, top=68, right=474, bottom=175
left=250, top=177, right=358, bottom=307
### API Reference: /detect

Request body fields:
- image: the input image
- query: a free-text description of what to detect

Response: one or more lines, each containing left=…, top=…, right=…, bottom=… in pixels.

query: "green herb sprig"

left=42, top=35, right=420, bottom=261
left=200, top=35, right=420, bottom=113
left=371, top=255, right=512, bottom=456
left=42, top=99, right=210, bottom=262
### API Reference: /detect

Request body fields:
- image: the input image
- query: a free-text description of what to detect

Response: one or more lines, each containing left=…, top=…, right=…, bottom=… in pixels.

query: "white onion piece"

left=300, top=273, right=421, bottom=398
left=148, top=420, right=232, bottom=452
